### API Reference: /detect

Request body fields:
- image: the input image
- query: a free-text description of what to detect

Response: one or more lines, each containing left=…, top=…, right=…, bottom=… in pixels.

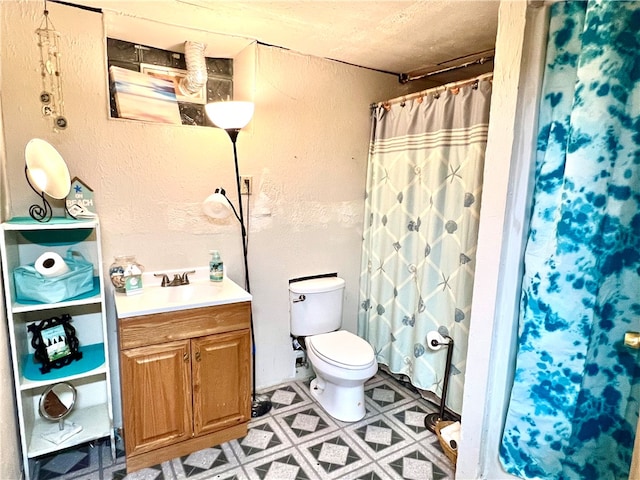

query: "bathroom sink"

left=113, top=269, right=251, bottom=318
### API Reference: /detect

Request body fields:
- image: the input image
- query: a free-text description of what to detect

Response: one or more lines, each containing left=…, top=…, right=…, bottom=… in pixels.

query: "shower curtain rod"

left=398, top=54, right=494, bottom=84
left=373, top=72, right=493, bottom=109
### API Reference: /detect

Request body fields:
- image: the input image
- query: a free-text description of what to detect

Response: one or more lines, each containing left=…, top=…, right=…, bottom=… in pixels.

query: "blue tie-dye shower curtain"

left=500, top=2, right=640, bottom=479
left=358, top=78, right=492, bottom=413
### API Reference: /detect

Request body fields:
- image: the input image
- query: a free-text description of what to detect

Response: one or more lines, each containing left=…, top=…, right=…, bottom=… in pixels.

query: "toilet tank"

left=290, top=276, right=345, bottom=336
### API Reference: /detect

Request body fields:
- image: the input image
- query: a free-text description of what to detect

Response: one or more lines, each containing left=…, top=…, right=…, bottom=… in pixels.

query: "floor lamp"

left=204, top=101, right=272, bottom=418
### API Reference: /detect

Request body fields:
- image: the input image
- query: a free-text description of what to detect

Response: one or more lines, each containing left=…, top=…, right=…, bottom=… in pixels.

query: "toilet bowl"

left=306, top=329, right=378, bottom=422
left=289, top=275, right=378, bottom=422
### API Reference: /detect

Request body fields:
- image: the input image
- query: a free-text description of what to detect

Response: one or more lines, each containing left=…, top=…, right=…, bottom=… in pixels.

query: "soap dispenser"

left=209, top=250, right=223, bottom=282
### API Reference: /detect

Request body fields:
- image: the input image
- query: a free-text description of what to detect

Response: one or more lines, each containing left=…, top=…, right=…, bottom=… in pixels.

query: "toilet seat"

left=307, top=330, right=375, bottom=370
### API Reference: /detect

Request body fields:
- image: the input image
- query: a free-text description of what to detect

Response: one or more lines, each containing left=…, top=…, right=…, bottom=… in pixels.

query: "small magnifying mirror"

left=39, top=382, right=76, bottom=431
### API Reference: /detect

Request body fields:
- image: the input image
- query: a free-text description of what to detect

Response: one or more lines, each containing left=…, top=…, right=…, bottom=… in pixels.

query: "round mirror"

left=25, top=138, right=71, bottom=199
left=39, top=382, right=76, bottom=430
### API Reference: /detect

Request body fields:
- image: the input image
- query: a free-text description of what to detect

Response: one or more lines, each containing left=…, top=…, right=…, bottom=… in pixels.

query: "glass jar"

left=109, top=255, right=144, bottom=293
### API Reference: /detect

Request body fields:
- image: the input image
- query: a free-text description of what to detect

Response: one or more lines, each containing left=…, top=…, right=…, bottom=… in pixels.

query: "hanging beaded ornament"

left=36, top=1, right=68, bottom=132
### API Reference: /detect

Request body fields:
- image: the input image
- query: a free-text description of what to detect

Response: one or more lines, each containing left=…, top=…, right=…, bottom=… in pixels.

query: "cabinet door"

left=121, top=340, right=193, bottom=457
left=192, top=330, right=251, bottom=436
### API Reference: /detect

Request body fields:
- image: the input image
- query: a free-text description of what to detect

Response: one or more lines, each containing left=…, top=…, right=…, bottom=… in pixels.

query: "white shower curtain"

left=358, top=77, right=492, bottom=412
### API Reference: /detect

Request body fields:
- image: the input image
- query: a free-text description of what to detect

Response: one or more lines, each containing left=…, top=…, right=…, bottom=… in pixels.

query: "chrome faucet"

left=154, top=270, right=195, bottom=287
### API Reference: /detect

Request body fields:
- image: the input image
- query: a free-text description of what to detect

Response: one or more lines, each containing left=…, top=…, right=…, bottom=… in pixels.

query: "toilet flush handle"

left=293, top=294, right=306, bottom=303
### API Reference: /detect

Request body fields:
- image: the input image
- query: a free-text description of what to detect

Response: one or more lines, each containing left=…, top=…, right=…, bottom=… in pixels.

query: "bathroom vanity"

left=114, top=276, right=252, bottom=473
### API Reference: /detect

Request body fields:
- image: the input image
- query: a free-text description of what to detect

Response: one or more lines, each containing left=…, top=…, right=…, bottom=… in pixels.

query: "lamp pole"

left=224, top=127, right=271, bottom=418
left=226, top=129, right=250, bottom=293
left=206, top=100, right=270, bottom=417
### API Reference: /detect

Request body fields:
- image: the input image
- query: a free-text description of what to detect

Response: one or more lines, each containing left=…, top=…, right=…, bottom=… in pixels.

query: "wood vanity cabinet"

left=118, top=301, right=251, bottom=473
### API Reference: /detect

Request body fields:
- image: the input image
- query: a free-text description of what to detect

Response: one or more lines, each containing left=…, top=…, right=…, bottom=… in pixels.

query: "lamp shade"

left=202, top=191, right=232, bottom=219
left=205, top=101, right=254, bottom=130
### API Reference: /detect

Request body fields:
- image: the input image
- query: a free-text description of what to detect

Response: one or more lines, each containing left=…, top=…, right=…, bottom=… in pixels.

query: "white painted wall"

left=0, top=0, right=410, bottom=435
left=457, top=2, right=549, bottom=479
left=0, top=2, right=24, bottom=476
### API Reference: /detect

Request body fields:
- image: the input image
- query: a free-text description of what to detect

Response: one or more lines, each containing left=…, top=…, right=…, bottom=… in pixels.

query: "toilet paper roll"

left=427, top=331, right=446, bottom=351
left=440, top=421, right=461, bottom=450
left=35, top=252, right=70, bottom=277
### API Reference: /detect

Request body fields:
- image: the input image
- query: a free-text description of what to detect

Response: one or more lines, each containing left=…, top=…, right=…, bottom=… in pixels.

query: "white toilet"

left=289, top=276, right=378, bottom=422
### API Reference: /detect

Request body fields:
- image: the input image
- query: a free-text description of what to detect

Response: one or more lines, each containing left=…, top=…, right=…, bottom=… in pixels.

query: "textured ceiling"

left=65, top=0, right=499, bottom=81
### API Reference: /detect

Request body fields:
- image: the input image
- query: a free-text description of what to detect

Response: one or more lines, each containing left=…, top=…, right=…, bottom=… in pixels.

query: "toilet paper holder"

left=424, top=331, right=455, bottom=433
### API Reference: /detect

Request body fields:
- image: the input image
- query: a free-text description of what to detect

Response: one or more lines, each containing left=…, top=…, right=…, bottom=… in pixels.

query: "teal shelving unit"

left=0, top=217, right=115, bottom=480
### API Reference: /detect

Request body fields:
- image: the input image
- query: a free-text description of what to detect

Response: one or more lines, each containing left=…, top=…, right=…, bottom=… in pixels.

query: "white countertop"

left=114, top=268, right=252, bottom=318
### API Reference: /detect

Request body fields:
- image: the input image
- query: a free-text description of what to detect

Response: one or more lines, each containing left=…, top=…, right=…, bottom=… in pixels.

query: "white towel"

left=440, top=421, right=461, bottom=450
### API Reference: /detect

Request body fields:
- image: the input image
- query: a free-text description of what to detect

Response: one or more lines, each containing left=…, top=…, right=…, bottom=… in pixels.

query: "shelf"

left=2, top=216, right=114, bottom=479
left=21, top=343, right=106, bottom=390
left=11, top=277, right=102, bottom=313
left=27, top=403, right=112, bottom=459
left=3, top=217, right=99, bottom=230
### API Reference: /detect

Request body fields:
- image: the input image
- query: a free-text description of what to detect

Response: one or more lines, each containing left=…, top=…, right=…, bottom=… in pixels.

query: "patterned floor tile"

left=246, top=450, right=318, bottom=480
left=241, top=443, right=319, bottom=480
left=205, top=468, right=249, bottom=480
left=388, top=399, right=439, bottom=440
left=350, top=416, right=410, bottom=456
left=30, top=442, right=100, bottom=480
left=172, top=442, right=241, bottom=479
left=339, top=462, right=396, bottom=480
left=31, top=372, right=453, bottom=480
left=380, top=446, right=454, bottom=480
left=257, top=381, right=312, bottom=414
left=298, top=430, right=372, bottom=480
left=229, top=416, right=293, bottom=464
left=107, top=462, right=176, bottom=480
left=364, top=373, right=388, bottom=388
left=276, top=403, right=339, bottom=442
left=365, top=381, right=416, bottom=413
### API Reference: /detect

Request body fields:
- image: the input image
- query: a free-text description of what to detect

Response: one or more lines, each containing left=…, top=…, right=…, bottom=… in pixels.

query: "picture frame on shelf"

left=140, top=63, right=207, bottom=104
left=28, top=313, right=82, bottom=374
left=109, top=66, right=182, bottom=125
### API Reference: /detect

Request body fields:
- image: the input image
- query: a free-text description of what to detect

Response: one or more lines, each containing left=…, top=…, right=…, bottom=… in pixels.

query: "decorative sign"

left=66, top=177, right=97, bottom=218
left=125, top=274, right=143, bottom=296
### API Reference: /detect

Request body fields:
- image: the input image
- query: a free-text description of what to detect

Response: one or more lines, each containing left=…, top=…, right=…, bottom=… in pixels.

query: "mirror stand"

left=25, top=166, right=53, bottom=223
left=39, top=382, right=82, bottom=444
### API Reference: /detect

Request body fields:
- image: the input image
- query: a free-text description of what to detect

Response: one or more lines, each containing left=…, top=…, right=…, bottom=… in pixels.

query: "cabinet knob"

left=195, top=350, right=201, bottom=362
left=183, top=352, right=189, bottom=362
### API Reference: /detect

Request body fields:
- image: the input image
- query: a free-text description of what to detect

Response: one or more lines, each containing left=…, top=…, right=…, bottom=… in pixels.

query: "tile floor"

left=29, top=371, right=455, bottom=480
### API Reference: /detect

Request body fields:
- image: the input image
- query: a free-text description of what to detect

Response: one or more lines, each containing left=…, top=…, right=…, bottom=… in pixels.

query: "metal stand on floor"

left=424, top=334, right=454, bottom=433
